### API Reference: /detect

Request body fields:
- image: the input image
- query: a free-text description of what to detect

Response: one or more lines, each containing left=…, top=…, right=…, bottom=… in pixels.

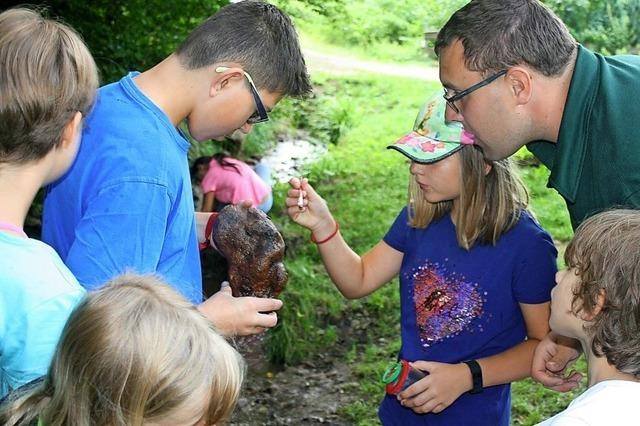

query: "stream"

left=259, top=138, right=328, bottom=183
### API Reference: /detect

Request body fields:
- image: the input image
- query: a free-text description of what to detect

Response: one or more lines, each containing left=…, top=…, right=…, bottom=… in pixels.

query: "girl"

left=0, top=274, right=245, bottom=426
left=286, top=96, right=557, bottom=425
left=201, top=152, right=273, bottom=213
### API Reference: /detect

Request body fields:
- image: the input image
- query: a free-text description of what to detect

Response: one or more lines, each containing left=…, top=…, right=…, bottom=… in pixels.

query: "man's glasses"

left=215, top=66, right=270, bottom=124
left=443, top=69, right=507, bottom=114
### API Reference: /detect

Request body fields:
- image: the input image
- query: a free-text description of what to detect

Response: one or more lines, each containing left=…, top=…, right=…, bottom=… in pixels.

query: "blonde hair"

left=565, top=209, right=640, bottom=377
left=0, top=8, right=98, bottom=165
left=408, top=145, right=529, bottom=249
left=0, top=275, right=245, bottom=426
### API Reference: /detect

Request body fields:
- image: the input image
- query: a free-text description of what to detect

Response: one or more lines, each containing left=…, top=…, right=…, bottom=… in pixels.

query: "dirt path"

left=302, top=48, right=440, bottom=81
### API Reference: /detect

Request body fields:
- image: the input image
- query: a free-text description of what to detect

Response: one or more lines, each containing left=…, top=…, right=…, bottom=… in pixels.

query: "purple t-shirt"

left=378, top=208, right=557, bottom=425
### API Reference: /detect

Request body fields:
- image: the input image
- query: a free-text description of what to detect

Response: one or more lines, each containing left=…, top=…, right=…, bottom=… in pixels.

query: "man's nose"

left=445, top=103, right=464, bottom=123
left=239, top=122, right=253, bottom=134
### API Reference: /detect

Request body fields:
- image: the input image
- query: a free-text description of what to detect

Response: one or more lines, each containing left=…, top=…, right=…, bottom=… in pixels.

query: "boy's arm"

left=64, top=181, right=171, bottom=288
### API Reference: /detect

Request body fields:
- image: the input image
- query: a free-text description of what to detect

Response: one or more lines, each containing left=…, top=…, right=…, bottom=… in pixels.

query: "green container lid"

left=381, top=361, right=403, bottom=384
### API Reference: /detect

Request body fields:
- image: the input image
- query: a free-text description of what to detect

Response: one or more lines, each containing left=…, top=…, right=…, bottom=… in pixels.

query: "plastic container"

left=381, top=359, right=426, bottom=395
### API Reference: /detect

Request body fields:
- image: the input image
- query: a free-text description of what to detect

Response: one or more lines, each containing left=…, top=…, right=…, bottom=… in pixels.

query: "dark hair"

left=435, top=0, right=576, bottom=76
left=0, top=8, right=98, bottom=165
left=565, top=209, right=640, bottom=377
left=176, top=1, right=312, bottom=97
left=190, top=156, right=212, bottom=177
left=211, top=153, right=240, bottom=174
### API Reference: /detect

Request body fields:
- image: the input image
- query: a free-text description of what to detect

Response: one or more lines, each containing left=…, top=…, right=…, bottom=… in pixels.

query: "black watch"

left=463, top=360, right=483, bottom=394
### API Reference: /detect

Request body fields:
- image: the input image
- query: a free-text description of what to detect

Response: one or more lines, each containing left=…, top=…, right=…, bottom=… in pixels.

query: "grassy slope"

left=265, top=71, right=583, bottom=425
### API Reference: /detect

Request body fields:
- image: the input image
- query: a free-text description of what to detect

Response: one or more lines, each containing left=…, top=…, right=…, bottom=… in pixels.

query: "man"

left=434, top=0, right=640, bottom=392
left=43, top=1, right=312, bottom=336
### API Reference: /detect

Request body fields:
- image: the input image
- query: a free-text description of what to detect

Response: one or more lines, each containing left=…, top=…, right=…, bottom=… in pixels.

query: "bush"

left=545, top=0, right=639, bottom=54
left=25, top=0, right=229, bottom=84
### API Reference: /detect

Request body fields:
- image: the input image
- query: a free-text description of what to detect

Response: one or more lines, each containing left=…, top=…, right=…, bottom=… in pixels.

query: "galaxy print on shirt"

left=410, top=260, right=486, bottom=347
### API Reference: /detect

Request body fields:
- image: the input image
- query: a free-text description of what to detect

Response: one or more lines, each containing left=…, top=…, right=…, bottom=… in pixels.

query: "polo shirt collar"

left=539, top=45, right=599, bottom=203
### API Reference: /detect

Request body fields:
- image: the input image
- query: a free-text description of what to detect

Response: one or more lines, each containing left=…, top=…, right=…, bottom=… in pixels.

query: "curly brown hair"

left=565, top=209, right=640, bottom=377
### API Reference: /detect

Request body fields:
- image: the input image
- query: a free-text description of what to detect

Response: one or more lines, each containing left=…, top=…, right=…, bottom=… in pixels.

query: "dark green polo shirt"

left=527, top=45, right=640, bottom=229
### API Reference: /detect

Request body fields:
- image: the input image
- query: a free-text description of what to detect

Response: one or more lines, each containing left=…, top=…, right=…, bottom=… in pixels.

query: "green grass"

left=266, top=73, right=434, bottom=366
left=233, top=71, right=577, bottom=424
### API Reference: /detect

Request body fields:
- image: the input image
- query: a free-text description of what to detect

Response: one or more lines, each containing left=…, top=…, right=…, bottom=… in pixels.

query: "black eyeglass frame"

left=245, top=77, right=269, bottom=124
left=443, top=69, right=507, bottom=114
left=215, top=66, right=270, bottom=124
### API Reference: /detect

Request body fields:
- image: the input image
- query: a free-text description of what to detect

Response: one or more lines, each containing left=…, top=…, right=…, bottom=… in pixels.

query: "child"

left=538, top=210, right=640, bottom=425
left=41, top=1, right=307, bottom=334
left=201, top=152, right=273, bottom=213
left=0, top=8, right=98, bottom=397
left=0, top=274, right=245, bottom=425
left=287, top=96, right=557, bottom=425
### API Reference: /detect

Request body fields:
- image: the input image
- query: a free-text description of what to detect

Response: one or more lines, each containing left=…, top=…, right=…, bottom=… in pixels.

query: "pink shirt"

left=201, top=157, right=270, bottom=207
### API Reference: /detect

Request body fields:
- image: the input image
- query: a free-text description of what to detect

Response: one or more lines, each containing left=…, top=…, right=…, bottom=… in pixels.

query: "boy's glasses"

left=215, top=66, right=270, bottom=124
left=443, top=69, right=507, bottom=114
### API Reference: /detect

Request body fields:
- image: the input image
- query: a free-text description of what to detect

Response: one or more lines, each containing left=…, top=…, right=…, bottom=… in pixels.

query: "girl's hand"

left=397, top=361, right=472, bottom=414
left=286, top=177, right=335, bottom=235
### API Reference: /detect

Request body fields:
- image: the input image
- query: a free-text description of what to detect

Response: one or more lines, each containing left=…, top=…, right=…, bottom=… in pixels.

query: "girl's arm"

left=286, top=178, right=403, bottom=299
left=475, top=302, right=550, bottom=386
left=201, top=191, right=216, bottom=213
left=317, top=235, right=403, bottom=299
left=400, top=302, right=550, bottom=414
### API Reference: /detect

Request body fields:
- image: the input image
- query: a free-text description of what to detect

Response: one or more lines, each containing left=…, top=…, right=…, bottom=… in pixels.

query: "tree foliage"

left=275, top=0, right=639, bottom=55
left=3, top=0, right=229, bottom=83
left=544, top=0, right=639, bottom=54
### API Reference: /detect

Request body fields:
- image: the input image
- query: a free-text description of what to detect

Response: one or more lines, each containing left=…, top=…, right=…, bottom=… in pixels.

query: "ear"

left=483, top=161, right=492, bottom=176
left=211, top=66, right=244, bottom=97
left=581, top=289, right=606, bottom=321
left=505, top=67, right=533, bottom=105
left=59, top=111, right=83, bottom=150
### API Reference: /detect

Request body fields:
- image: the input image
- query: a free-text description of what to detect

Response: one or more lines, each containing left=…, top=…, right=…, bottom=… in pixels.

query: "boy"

left=0, top=8, right=98, bottom=397
left=42, top=1, right=312, bottom=336
left=539, top=209, right=640, bottom=424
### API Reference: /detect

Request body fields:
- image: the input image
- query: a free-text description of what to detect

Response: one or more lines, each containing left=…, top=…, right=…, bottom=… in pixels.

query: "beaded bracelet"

left=311, top=221, right=340, bottom=244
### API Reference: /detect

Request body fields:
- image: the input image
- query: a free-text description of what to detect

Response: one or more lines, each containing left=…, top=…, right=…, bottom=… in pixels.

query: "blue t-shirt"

left=0, top=233, right=85, bottom=398
left=42, top=72, right=202, bottom=303
left=378, top=208, right=557, bottom=425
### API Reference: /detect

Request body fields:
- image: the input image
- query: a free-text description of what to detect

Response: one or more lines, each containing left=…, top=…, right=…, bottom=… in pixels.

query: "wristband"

left=463, top=360, right=483, bottom=394
left=310, top=221, right=339, bottom=244
left=199, top=212, right=219, bottom=251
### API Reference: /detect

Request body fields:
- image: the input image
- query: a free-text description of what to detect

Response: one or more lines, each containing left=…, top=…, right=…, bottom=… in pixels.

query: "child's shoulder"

left=498, top=209, right=556, bottom=252
left=509, top=210, right=552, bottom=238
left=0, top=235, right=83, bottom=306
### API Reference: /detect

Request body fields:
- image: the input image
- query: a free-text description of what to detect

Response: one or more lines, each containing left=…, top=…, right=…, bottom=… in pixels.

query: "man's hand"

left=197, top=282, right=283, bottom=336
left=531, top=331, right=583, bottom=392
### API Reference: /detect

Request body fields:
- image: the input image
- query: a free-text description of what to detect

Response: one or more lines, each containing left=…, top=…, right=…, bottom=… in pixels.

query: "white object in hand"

left=297, top=180, right=305, bottom=210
